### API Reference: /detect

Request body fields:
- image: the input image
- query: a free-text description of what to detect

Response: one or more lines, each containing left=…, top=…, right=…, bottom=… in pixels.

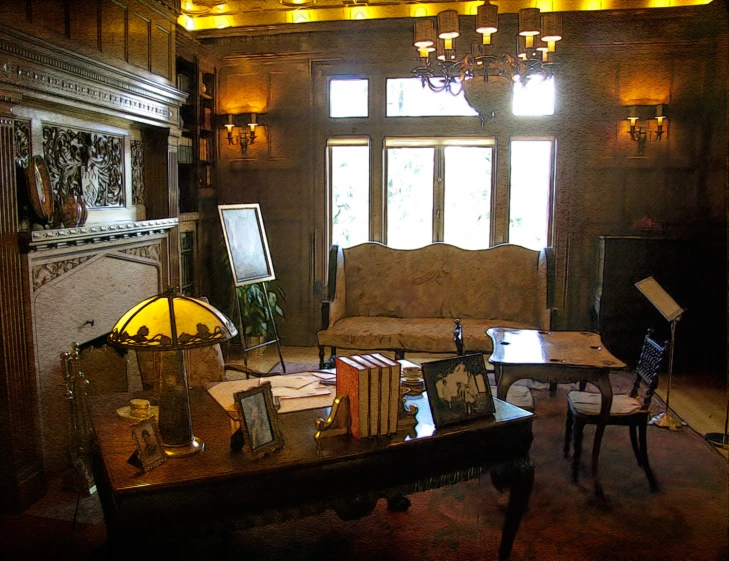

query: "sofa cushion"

left=317, top=316, right=538, bottom=354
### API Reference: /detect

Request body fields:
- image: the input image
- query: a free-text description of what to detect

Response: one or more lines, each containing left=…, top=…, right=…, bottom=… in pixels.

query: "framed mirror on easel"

left=218, top=203, right=286, bottom=373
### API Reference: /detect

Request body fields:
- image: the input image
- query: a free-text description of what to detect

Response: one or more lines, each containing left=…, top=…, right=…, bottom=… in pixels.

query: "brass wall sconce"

left=627, top=105, right=668, bottom=155
left=223, top=113, right=261, bottom=154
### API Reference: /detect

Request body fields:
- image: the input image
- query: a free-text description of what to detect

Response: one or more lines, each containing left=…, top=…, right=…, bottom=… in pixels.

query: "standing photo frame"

left=218, top=203, right=275, bottom=287
left=421, top=353, right=495, bottom=428
left=233, top=382, right=285, bottom=460
left=130, top=416, right=167, bottom=472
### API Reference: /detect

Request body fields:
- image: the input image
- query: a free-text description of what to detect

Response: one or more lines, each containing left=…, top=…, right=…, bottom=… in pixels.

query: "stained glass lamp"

left=109, top=289, right=237, bottom=457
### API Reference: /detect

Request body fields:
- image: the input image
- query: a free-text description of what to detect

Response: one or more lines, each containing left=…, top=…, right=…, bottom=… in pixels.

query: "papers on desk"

left=207, top=373, right=335, bottom=415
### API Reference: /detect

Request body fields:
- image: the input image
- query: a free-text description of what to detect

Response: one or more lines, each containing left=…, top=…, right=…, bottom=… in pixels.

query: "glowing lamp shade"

left=519, top=8, right=541, bottom=37
left=476, top=2, right=498, bottom=35
left=414, top=18, right=435, bottom=48
left=437, top=10, right=460, bottom=39
left=109, top=290, right=237, bottom=457
left=540, top=13, right=563, bottom=42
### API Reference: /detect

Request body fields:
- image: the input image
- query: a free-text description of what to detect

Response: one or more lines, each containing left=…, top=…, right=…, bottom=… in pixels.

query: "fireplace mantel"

left=23, top=218, right=178, bottom=250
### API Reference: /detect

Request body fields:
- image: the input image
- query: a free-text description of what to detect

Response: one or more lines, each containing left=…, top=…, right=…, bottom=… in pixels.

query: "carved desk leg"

left=491, top=456, right=534, bottom=561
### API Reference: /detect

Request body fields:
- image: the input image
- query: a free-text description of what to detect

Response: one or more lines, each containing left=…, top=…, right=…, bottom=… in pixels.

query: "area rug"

left=157, top=372, right=728, bottom=561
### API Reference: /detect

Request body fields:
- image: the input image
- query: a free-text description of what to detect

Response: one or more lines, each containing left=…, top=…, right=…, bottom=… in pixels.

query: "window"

left=512, top=76, right=555, bottom=116
left=386, top=78, right=478, bottom=117
left=327, top=138, right=370, bottom=248
left=508, top=140, right=554, bottom=250
left=385, top=138, right=494, bottom=249
left=329, top=79, right=368, bottom=118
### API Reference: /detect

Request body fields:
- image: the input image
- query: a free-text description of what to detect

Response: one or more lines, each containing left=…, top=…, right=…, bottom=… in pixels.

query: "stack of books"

left=335, top=354, right=402, bottom=439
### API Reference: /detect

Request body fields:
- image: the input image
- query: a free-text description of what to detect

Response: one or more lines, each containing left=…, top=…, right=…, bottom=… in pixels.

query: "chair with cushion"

left=563, top=329, right=668, bottom=491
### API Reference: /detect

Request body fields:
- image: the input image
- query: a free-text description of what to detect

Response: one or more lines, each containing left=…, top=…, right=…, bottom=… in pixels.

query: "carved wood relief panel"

left=131, top=139, right=145, bottom=206
left=42, top=125, right=125, bottom=208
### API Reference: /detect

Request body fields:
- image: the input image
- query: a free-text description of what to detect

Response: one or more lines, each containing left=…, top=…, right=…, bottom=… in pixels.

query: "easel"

left=234, top=281, right=286, bottom=373
left=635, top=276, right=685, bottom=431
left=218, top=203, right=286, bottom=374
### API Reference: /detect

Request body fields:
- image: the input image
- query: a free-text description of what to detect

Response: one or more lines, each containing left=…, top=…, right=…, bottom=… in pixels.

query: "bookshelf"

left=176, top=57, right=216, bottom=214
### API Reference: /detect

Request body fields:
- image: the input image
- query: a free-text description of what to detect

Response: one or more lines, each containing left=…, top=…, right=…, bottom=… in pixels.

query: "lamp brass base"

left=705, top=432, right=729, bottom=449
left=163, top=436, right=204, bottom=457
left=649, top=411, right=683, bottom=431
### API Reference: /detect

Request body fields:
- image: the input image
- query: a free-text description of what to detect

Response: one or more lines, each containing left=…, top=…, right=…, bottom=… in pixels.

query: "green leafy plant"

left=237, top=281, right=285, bottom=340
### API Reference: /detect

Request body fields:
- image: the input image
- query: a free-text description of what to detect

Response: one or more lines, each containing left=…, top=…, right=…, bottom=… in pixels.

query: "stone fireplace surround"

left=0, top=18, right=184, bottom=510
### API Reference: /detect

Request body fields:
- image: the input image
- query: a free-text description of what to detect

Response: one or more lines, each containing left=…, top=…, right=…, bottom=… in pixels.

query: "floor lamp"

left=109, top=289, right=238, bottom=456
left=635, top=276, right=685, bottom=431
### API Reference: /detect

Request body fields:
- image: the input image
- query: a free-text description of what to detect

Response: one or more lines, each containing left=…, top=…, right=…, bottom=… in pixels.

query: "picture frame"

left=421, top=353, right=495, bottom=428
left=233, top=381, right=285, bottom=459
left=130, top=416, right=167, bottom=472
left=218, top=203, right=276, bottom=287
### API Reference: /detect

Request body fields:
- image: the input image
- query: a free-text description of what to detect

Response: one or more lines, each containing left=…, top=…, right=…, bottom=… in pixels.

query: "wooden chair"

left=563, top=329, right=668, bottom=491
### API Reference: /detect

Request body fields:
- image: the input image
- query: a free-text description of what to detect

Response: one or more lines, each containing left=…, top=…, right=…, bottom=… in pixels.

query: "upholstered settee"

left=317, top=242, right=555, bottom=367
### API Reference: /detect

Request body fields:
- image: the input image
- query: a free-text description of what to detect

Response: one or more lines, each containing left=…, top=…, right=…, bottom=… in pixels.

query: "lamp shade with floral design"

left=109, top=291, right=238, bottom=351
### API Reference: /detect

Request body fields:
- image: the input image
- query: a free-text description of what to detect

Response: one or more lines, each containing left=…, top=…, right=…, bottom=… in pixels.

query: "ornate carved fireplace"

left=0, top=4, right=184, bottom=510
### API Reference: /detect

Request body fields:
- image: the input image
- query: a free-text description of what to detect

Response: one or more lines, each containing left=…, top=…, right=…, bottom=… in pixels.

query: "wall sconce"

left=223, top=113, right=261, bottom=154
left=627, top=104, right=668, bottom=155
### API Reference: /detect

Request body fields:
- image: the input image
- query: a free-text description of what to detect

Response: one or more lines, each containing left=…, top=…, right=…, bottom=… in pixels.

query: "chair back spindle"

left=630, top=329, right=669, bottom=410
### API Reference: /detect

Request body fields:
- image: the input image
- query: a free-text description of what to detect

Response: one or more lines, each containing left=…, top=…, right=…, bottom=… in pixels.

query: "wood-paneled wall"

left=0, top=0, right=177, bottom=82
left=207, top=4, right=727, bottom=367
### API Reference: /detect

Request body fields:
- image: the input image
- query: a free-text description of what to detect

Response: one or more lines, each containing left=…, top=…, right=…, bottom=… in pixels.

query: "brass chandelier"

left=413, top=3, right=563, bottom=95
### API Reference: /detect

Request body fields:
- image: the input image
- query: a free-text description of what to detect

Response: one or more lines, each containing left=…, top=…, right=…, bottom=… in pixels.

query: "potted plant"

left=237, top=282, right=285, bottom=351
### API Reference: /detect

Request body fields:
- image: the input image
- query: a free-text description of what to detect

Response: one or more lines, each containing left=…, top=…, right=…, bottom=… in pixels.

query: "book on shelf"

left=199, top=137, right=209, bottom=162
left=202, top=106, right=212, bottom=130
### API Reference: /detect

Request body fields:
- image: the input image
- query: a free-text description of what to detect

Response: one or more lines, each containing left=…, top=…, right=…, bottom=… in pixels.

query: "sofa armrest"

left=321, top=245, right=346, bottom=330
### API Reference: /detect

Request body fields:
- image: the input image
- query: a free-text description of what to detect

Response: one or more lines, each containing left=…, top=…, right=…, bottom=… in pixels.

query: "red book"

left=335, top=356, right=371, bottom=439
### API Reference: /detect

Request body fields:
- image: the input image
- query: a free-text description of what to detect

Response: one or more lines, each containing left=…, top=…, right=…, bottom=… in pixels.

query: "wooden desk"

left=91, top=388, right=534, bottom=560
left=487, top=328, right=626, bottom=494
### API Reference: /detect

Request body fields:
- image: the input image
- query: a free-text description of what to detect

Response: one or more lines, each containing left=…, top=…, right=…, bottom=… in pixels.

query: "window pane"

left=512, top=76, right=555, bottom=116
left=509, top=140, right=552, bottom=250
left=330, top=79, right=368, bottom=118
left=386, top=78, right=478, bottom=117
left=331, top=145, right=370, bottom=248
left=387, top=148, right=434, bottom=249
left=444, top=146, right=492, bottom=249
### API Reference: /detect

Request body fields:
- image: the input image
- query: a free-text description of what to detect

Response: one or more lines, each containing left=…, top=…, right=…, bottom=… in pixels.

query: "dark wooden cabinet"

left=592, top=236, right=725, bottom=372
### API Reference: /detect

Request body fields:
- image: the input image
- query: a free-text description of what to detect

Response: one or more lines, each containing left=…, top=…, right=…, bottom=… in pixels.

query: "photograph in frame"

left=130, top=416, right=167, bottom=472
left=233, top=382, right=284, bottom=459
left=218, top=203, right=275, bottom=287
left=421, top=353, right=495, bottom=428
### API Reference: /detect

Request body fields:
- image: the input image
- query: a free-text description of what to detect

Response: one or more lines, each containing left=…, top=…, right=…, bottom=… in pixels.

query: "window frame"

left=326, top=136, right=372, bottom=249
left=383, top=137, right=497, bottom=248
left=506, top=136, right=557, bottom=249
